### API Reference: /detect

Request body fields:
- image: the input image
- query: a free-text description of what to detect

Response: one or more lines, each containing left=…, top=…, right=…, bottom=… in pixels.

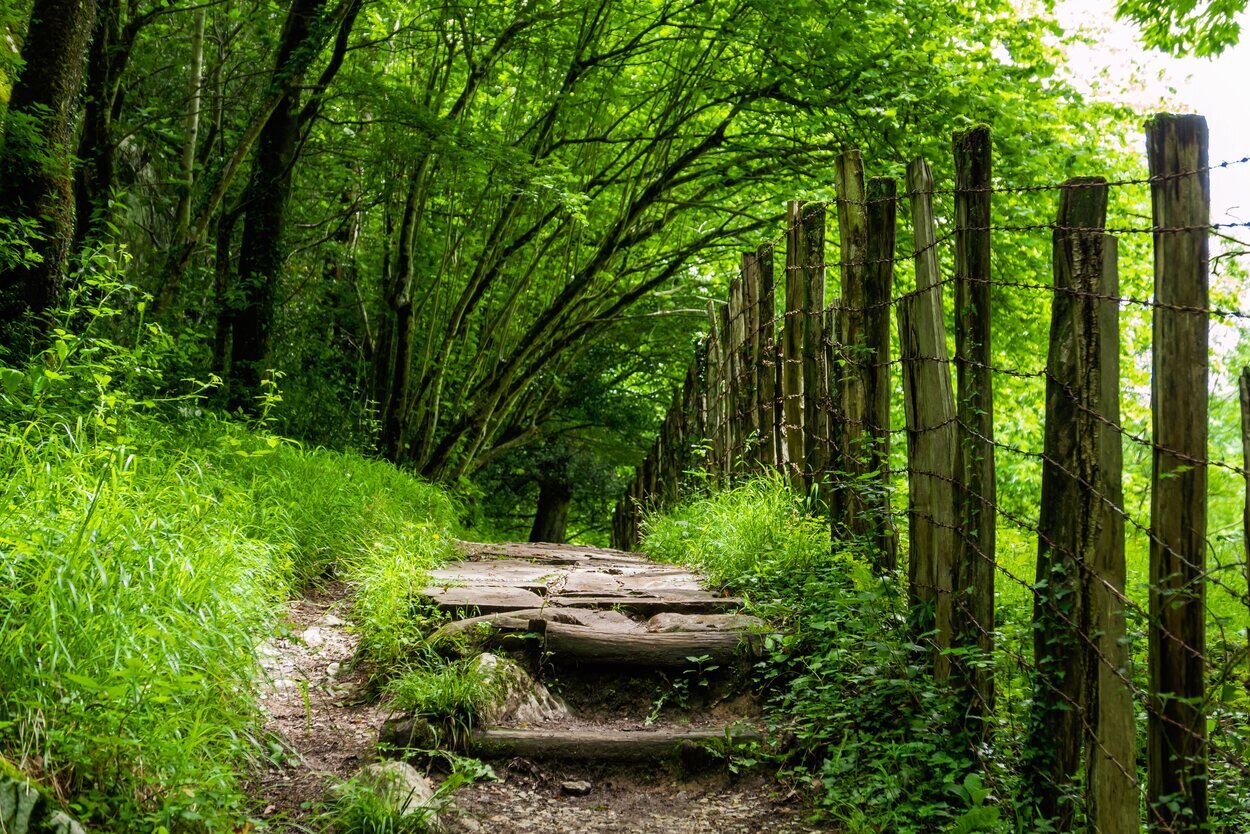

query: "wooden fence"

left=611, top=114, right=1250, bottom=833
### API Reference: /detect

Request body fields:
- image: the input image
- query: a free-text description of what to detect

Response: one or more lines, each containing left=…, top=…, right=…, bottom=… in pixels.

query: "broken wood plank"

left=468, top=726, right=764, bottom=761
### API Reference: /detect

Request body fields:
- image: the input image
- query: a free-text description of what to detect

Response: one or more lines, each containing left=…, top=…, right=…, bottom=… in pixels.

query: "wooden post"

left=801, top=203, right=828, bottom=489
left=1240, top=367, right=1250, bottom=656
left=718, top=300, right=733, bottom=481
left=728, top=275, right=748, bottom=471
left=866, top=176, right=898, bottom=570
left=743, top=253, right=761, bottom=467
left=898, top=157, right=959, bottom=680
left=695, top=337, right=709, bottom=453
left=783, top=202, right=806, bottom=485
left=755, top=244, right=778, bottom=469
left=706, top=300, right=725, bottom=480
left=1146, top=113, right=1209, bottom=833
left=1027, top=176, right=1107, bottom=831
left=825, top=302, right=841, bottom=497
left=834, top=151, right=870, bottom=540
left=953, top=126, right=996, bottom=727
left=1087, top=235, right=1139, bottom=834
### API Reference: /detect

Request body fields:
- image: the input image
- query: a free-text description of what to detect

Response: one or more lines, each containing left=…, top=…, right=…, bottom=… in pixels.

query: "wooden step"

left=539, top=622, right=763, bottom=667
left=380, top=717, right=763, bottom=762
left=434, top=615, right=764, bottom=667
left=549, top=593, right=743, bottom=615
left=469, top=726, right=763, bottom=761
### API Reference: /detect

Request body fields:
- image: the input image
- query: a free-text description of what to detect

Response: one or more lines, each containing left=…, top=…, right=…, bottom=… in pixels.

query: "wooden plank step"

left=468, top=726, right=763, bottom=761
left=539, top=622, right=762, bottom=667
left=548, top=593, right=742, bottom=615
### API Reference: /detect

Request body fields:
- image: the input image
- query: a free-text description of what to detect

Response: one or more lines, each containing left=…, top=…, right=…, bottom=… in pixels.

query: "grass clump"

left=324, top=771, right=440, bottom=834
left=385, top=658, right=495, bottom=742
left=642, top=474, right=830, bottom=602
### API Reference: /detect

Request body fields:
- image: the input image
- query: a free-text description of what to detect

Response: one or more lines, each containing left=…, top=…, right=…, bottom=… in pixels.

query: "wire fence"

left=612, top=115, right=1250, bottom=833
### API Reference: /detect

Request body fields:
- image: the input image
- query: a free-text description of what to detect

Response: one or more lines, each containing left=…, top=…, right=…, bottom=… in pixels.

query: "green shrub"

left=642, top=477, right=985, bottom=832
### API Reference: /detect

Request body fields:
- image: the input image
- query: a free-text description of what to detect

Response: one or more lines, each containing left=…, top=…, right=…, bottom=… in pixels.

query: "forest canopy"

left=0, top=0, right=1190, bottom=536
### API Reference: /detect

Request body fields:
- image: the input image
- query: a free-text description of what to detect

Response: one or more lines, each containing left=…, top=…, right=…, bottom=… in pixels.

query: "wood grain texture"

left=1146, top=113, right=1209, bottom=833
left=952, top=126, right=996, bottom=728
left=899, top=157, right=959, bottom=681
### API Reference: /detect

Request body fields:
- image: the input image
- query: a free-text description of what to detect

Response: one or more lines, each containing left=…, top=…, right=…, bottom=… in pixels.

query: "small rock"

left=326, top=661, right=341, bottom=678
left=559, top=780, right=592, bottom=797
left=321, top=613, right=346, bottom=627
left=301, top=626, right=324, bottom=648
left=255, top=639, right=282, bottom=658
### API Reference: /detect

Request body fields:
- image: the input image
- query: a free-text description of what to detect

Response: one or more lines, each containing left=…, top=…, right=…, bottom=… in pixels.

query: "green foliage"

left=642, top=475, right=830, bottom=598
left=643, top=478, right=995, bottom=832
left=1117, top=0, right=1245, bottom=56
left=324, top=775, right=439, bottom=834
left=0, top=258, right=461, bottom=831
left=385, top=659, right=495, bottom=744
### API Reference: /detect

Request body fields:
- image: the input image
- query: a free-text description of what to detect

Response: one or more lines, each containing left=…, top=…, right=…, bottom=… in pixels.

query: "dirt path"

left=255, top=583, right=384, bottom=825
left=255, top=544, right=829, bottom=833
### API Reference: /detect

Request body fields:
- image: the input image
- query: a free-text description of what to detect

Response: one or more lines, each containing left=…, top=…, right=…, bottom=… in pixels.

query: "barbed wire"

left=614, top=151, right=1250, bottom=826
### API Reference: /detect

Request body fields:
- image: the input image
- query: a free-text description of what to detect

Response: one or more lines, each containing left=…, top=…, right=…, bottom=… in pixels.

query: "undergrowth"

left=643, top=476, right=991, bottom=833
left=0, top=262, right=459, bottom=831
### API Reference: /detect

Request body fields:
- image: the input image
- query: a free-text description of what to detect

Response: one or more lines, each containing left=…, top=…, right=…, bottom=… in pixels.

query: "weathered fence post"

left=1027, top=176, right=1107, bottom=831
left=783, top=202, right=807, bottom=485
left=1241, top=366, right=1250, bottom=655
left=706, top=300, right=725, bottom=480
left=801, top=203, right=828, bottom=490
left=743, top=253, right=761, bottom=467
left=866, top=177, right=898, bottom=570
left=1146, top=113, right=1209, bottom=833
left=898, top=157, right=959, bottom=680
left=952, top=125, right=996, bottom=727
left=754, top=244, right=778, bottom=469
left=834, top=151, right=869, bottom=541
left=727, top=276, right=745, bottom=472
left=1087, top=235, right=1139, bottom=834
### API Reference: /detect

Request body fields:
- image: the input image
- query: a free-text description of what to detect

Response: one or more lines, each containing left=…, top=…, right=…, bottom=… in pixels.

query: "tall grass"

left=642, top=474, right=832, bottom=600
left=0, top=266, right=460, bottom=830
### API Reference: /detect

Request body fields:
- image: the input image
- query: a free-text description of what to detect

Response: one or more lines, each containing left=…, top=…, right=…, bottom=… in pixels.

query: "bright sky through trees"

left=1057, top=1, right=1250, bottom=227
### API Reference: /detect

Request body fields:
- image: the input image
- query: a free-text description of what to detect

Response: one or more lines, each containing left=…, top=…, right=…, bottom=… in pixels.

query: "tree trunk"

left=73, top=0, right=135, bottom=248
left=226, top=0, right=328, bottom=411
left=0, top=0, right=98, bottom=346
left=529, top=480, right=573, bottom=543
left=173, top=7, right=206, bottom=248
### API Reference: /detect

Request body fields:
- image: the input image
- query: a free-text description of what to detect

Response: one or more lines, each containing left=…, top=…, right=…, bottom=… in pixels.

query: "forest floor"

left=255, top=543, right=829, bottom=833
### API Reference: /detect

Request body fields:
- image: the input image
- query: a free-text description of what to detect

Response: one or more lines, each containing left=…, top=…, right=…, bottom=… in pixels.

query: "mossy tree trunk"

left=0, top=0, right=98, bottom=349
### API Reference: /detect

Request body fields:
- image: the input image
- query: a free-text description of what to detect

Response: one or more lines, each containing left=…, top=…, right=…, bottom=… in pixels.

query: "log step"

left=539, top=622, right=763, bottom=667
left=468, top=726, right=763, bottom=761
left=549, top=593, right=743, bottom=615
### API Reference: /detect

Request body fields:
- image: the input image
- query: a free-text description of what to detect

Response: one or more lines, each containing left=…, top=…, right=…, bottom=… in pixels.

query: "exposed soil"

left=253, top=547, right=834, bottom=833
left=254, top=582, right=386, bottom=825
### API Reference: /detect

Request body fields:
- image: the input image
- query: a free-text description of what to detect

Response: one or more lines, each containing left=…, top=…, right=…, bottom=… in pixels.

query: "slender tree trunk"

left=0, top=0, right=98, bottom=347
left=73, top=0, right=119, bottom=247
left=529, top=479, right=572, bottom=543
left=173, top=8, right=206, bottom=247
left=227, top=0, right=328, bottom=411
